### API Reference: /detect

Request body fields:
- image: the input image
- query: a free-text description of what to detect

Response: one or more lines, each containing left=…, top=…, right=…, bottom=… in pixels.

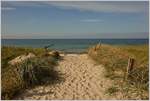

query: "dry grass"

left=2, top=46, right=46, bottom=70
left=1, top=46, right=61, bottom=100
left=88, top=44, right=149, bottom=99
left=105, top=86, right=119, bottom=95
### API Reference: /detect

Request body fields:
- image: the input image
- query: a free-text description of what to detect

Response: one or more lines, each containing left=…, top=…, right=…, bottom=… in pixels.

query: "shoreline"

left=2, top=43, right=148, bottom=55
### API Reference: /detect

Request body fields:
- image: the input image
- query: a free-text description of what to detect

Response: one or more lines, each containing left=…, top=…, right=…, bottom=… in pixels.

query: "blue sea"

left=2, top=39, right=149, bottom=53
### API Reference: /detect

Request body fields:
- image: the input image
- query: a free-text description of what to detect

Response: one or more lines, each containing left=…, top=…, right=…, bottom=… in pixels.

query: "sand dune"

left=14, top=54, right=122, bottom=100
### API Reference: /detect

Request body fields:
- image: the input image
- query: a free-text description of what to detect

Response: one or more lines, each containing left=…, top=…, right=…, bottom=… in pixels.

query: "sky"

left=1, top=1, right=149, bottom=39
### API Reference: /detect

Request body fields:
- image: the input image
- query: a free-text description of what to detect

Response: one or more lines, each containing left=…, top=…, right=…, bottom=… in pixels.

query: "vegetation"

left=2, top=46, right=46, bottom=70
left=88, top=44, right=149, bottom=99
left=1, top=46, right=61, bottom=100
left=106, top=86, right=119, bottom=95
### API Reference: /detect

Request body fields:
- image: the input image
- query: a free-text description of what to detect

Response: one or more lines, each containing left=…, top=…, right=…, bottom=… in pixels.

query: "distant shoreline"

left=2, top=39, right=148, bottom=53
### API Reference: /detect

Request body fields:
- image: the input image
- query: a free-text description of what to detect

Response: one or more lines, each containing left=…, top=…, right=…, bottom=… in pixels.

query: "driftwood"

left=48, top=51, right=60, bottom=58
left=44, top=44, right=54, bottom=55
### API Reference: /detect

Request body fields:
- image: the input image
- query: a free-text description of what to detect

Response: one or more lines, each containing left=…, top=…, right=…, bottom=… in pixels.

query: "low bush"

left=1, top=55, right=60, bottom=100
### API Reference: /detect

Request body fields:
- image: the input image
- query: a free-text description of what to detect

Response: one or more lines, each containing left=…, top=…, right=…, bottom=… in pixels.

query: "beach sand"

left=14, top=54, right=122, bottom=100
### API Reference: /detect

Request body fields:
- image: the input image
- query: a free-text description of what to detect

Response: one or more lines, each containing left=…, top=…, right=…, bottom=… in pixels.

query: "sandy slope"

left=15, top=54, right=122, bottom=100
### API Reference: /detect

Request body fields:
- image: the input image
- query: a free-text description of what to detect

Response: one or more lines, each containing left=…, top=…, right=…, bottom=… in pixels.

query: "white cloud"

left=47, top=1, right=148, bottom=13
left=9, top=1, right=45, bottom=7
left=80, top=19, right=103, bottom=23
left=1, top=1, right=148, bottom=13
left=1, top=7, right=16, bottom=10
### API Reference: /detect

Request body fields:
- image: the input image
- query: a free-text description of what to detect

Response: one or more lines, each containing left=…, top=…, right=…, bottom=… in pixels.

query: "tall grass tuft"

left=2, top=55, right=61, bottom=100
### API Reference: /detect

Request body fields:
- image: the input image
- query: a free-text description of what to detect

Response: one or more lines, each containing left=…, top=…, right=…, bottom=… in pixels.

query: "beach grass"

left=88, top=44, right=149, bottom=99
left=1, top=46, right=61, bottom=100
left=2, top=46, right=46, bottom=69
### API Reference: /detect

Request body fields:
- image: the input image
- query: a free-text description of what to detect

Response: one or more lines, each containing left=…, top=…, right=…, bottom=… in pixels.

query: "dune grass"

left=2, top=46, right=46, bottom=70
left=88, top=44, right=149, bottom=99
left=1, top=46, right=61, bottom=100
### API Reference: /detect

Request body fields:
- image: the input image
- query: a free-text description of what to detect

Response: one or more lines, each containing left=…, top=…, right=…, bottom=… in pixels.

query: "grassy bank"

left=1, top=46, right=61, bottom=100
left=88, top=44, right=149, bottom=99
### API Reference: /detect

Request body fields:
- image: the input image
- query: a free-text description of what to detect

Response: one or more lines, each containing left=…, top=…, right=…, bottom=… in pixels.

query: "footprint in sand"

left=14, top=54, right=120, bottom=100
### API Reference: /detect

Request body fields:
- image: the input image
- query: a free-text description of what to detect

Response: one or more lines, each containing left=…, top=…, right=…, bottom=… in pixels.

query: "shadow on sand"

left=13, top=56, right=66, bottom=100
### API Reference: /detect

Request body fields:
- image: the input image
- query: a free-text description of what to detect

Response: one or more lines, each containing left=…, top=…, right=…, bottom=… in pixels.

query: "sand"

left=8, top=53, right=35, bottom=65
left=14, top=54, right=122, bottom=100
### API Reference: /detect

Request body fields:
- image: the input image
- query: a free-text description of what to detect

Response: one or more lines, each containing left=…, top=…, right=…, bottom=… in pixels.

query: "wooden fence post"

left=126, top=57, right=135, bottom=79
left=99, top=41, right=101, bottom=46
left=94, top=46, right=97, bottom=51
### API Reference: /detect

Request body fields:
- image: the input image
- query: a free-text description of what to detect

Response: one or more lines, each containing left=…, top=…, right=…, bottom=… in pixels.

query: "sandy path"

left=15, top=54, right=120, bottom=100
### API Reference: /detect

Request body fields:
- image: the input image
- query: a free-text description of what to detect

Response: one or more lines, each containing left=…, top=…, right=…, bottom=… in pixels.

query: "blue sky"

left=1, top=1, right=149, bottom=39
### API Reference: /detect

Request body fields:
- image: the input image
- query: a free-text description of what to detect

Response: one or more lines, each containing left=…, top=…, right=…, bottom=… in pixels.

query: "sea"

left=2, top=39, right=149, bottom=53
